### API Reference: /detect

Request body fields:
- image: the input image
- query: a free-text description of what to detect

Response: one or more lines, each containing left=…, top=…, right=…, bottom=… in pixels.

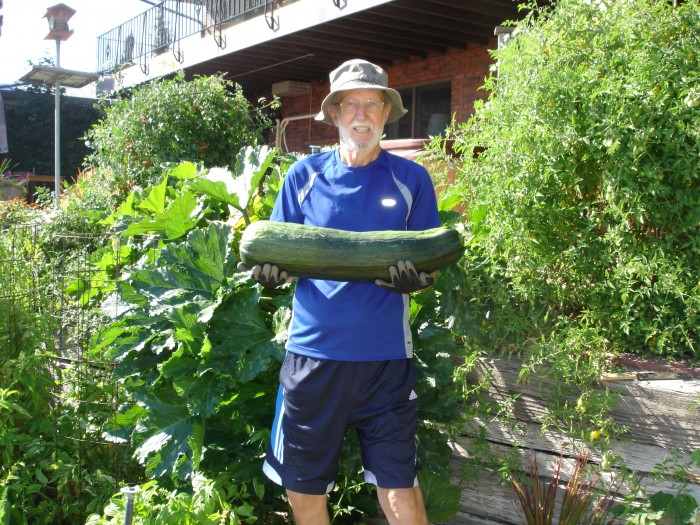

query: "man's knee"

left=286, top=489, right=330, bottom=525
left=377, top=486, right=428, bottom=525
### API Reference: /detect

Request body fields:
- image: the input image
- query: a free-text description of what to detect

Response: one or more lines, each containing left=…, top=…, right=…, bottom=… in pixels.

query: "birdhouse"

left=44, top=3, right=76, bottom=41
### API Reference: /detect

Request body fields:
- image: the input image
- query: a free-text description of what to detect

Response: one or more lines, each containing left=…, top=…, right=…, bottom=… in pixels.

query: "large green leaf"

left=138, top=174, right=168, bottom=214
left=167, top=161, right=198, bottom=181
left=418, top=470, right=461, bottom=523
left=133, top=384, right=205, bottom=479
left=102, top=404, right=148, bottom=444
left=101, top=190, right=137, bottom=226
left=174, top=368, right=228, bottom=419
left=190, top=145, right=278, bottom=214
left=412, top=297, right=461, bottom=424
left=189, top=175, right=243, bottom=210
left=96, top=218, right=269, bottom=482
left=204, top=288, right=284, bottom=383
left=666, top=493, right=698, bottom=524
left=114, top=336, right=170, bottom=385
left=417, top=424, right=453, bottom=479
left=233, top=145, right=277, bottom=206
left=101, top=321, right=158, bottom=362
left=123, top=191, right=198, bottom=239
left=129, top=223, right=235, bottom=310
left=159, top=330, right=229, bottom=419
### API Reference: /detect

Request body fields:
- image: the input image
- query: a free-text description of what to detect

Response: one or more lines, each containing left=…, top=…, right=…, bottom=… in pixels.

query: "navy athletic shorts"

left=262, top=352, right=419, bottom=495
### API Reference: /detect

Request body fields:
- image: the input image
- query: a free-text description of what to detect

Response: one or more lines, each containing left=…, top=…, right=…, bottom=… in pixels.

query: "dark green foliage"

left=85, top=151, right=462, bottom=523
left=432, top=0, right=700, bottom=361
left=83, top=71, right=275, bottom=199
left=0, top=220, right=137, bottom=525
left=0, top=85, right=101, bottom=180
left=87, top=155, right=291, bottom=521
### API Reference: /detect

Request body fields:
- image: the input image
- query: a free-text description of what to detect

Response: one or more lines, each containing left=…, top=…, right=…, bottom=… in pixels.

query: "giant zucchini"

left=239, top=220, right=464, bottom=282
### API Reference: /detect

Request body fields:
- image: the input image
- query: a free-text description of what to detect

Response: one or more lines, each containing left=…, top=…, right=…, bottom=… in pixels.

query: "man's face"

left=331, top=89, right=392, bottom=153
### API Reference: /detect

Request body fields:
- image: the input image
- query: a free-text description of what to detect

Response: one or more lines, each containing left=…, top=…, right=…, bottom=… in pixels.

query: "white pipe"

left=275, top=113, right=317, bottom=152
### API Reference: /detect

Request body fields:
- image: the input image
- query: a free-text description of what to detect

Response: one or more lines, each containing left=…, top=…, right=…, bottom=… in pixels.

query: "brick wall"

left=274, top=41, right=495, bottom=154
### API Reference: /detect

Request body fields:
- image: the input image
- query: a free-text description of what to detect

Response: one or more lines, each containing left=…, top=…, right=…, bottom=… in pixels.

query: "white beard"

left=339, top=120, right=383, bottom=152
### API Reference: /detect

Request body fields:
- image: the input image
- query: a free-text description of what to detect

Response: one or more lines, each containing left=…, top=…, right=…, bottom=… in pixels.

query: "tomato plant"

left=431, top=0, right=700, bottom=365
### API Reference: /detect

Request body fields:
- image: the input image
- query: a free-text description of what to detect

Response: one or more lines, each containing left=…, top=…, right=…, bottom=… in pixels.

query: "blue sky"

left=0, top=0, right=149, bottom=96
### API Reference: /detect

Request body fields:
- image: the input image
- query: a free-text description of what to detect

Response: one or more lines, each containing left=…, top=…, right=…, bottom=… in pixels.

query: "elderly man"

left=247, top=59, right=438, bottom=525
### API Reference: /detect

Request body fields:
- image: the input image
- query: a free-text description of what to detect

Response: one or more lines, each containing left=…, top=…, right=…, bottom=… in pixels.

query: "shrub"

left=83, top=71, right=276, bottom=203
left=432, top=0, right=700, bottom=361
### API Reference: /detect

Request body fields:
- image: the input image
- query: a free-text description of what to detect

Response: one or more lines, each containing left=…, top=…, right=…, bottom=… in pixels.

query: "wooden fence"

left=369, top=356, right=700, bottom=524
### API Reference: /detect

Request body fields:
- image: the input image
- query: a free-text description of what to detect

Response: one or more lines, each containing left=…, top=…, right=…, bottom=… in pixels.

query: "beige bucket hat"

left=315, top=59, right=408, bottom=125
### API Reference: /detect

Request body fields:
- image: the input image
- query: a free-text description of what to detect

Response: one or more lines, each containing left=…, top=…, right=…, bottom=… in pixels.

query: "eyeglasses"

left=335, top=99, right=386, bottom=115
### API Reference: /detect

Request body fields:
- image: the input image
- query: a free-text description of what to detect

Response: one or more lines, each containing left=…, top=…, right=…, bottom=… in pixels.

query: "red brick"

left=272, top=43, right=496, bottom=153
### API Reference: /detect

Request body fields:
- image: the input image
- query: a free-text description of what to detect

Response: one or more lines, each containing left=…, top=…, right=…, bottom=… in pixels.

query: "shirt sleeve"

left=407, top=165, right=441, bottom=231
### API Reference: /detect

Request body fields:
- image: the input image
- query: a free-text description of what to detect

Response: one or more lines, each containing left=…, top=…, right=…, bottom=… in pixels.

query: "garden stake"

left=121, top=486, right=139, bottom=525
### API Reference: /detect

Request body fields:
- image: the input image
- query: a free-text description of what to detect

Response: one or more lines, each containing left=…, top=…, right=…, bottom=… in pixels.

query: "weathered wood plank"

left=446, top=466, right=522, bottom=524
left=449, top=434, right=700, bottom=500
left=443, top=357, right=700, bottom=524
left=455, top=417, right=699, bottom=477
left=465, top=358, right=700, bottom=450
left=365, top=357, right=700, bottom=524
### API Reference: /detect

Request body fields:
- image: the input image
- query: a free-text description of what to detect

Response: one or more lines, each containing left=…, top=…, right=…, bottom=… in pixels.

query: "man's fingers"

left=419, top=272, right=435, bottom=287
left=396, top=260, right=410, bottom=279
left=399, top=260, right=421, bottom=287
left=260, top=263, right=275, bottom=282
left=377, top=262, right=433, bottom=294
left=399, top=260, right=419, bottom=278
left=246, top=263, right=290, bottom=288
left=387, top=264, right=400, bottom=285
left=251, top=264, right=263, bottom=280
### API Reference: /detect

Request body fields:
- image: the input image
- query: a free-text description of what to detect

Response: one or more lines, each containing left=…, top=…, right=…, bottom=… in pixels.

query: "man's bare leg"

left=286, top=490, right=330, bottom=525
left=377, top=485, right=429, bottom=525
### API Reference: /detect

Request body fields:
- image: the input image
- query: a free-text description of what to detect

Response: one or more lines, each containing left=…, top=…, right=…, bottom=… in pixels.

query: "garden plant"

left=82, top=71, right=276, bottom=207
left=81, top=149, right=463, bottom=524
left=425, top=0, right=700, bottom=520
left=432, top=0, right=700, bottom=365
left=2, top=0, right=700, bottom=521
left=427, top=0, right=700, bottom=423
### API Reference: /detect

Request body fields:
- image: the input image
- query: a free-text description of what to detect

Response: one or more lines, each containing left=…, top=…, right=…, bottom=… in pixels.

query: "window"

left=384, top=82, right=451, bottom=139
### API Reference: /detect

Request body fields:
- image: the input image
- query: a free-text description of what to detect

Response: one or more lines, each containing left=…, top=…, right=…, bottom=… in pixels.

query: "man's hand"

left=375, top=260, right=434, bottom=294
left=238, top=262, right=290, bottom=288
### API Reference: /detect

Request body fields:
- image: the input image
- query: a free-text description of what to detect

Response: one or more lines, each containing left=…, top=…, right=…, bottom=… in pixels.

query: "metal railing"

left=96, top=0, right=271, bottom=76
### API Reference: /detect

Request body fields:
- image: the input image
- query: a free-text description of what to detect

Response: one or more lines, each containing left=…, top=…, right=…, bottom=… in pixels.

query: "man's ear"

left=382, top=102, right=393, bottom=125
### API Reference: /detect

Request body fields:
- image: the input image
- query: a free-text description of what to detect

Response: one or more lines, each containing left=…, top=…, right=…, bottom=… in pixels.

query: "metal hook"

left=212, top=0, right=227, bottom=49
left=265, top=1, right=279, bottom=31
left=213, top=30, right=226, bottom=49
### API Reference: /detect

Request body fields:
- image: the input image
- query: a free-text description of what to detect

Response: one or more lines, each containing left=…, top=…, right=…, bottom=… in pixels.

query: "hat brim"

left=314, top=83, right=407, bottom=126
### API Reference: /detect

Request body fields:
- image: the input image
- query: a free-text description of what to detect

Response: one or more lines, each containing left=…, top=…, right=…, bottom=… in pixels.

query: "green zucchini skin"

left=239, top=220, right=464, bottom=282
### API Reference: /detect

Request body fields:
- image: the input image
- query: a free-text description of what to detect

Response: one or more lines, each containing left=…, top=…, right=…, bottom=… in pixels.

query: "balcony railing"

left=96, top=0, right=275, bottom=76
